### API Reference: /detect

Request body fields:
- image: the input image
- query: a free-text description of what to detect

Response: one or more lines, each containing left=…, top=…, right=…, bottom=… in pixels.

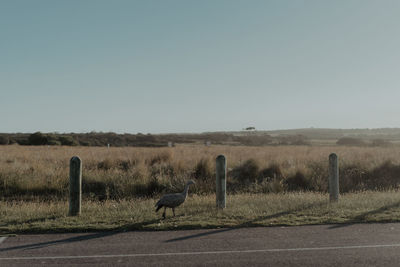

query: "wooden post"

left=69, top=156, right=82, bottom=216
left=329, top=153, right=339, bottom=202
left=216, top=155, right=226, bottom=209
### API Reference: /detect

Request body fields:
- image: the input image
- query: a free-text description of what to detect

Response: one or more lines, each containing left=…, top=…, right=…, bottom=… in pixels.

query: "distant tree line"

left=0, top=132, right=310, bottom=147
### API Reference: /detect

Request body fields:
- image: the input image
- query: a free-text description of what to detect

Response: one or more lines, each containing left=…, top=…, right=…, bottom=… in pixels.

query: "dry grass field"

left=2, top=144, right=400, bottom=233
left=1, top=144, right=400, bottom=200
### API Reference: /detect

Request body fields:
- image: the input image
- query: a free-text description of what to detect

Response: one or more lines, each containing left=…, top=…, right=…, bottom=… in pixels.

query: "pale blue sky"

left=1, top=0, right=400, bottom=133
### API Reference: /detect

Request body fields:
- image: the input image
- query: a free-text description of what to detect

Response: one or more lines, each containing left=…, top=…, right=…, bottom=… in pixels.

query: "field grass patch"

left=2, top=191, right=400, bottom=234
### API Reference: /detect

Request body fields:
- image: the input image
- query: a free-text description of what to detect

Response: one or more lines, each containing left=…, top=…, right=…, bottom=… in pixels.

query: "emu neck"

left=182, top=184, right=190, bottom=197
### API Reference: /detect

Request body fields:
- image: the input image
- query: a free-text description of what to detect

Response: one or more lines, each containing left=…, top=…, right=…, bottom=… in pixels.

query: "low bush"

left=285, top=171, right=311, bottom=191
left=193, top=158, right=213, bottom=181
left=366, top=161, right=400, bottom=190
left=258, top=163, right=283, bottom=182
left=339, top=164, right=367, bottom=192
left=28, top=132, right=48, bottom=145
left=59, top=136, right=78, bottom=146
left=230, top=159, right=260, bottom=184
left=0, top=136, right=9, bottom=145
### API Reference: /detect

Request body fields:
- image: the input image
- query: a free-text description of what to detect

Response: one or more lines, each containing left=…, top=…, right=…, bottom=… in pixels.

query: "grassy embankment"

left=2, top=191, right=400, bottom=234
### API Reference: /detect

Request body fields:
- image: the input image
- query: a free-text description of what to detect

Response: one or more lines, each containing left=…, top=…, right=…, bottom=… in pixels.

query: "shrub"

left=339, top=164, right=367, bottom=192
left=366, top=161, right=400, bottom=190
left=82, top=175, right=128, bottom=200
left=265, top=179, right=286, bottom=193
left=28, top=132, right=48, bottom=145
left=0, top=136, right=9, bottom=145
left=230, top=159, right=260, bottom=184
left=47, top=140, right=61, bottom=146
left=82, top=179, right=108, bottom=200
left=79, top=140, right=91, bottom=146
left=133, top=179, right=166, bottom=197
left=339, top=161, right=400, bottom=192
left=285, top=171, right=311, bottom=191
left=250, top=179, right=286, bottom=194
left=59, top=136, right=78, bottom=146
left=258, top=163, right=283, bottom=182
left=192, top=158, right=214, bottom=193
left=147, top=178, right=166, bottom=196
left=307, top=161, right=328, bottom=192
left=193, top=158, right=213, bottom=181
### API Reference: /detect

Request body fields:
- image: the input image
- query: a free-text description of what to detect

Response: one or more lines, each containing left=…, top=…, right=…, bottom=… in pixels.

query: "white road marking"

left=1, top=243, right=400, bottom=260
left=0, top=237, right=7, bottom=245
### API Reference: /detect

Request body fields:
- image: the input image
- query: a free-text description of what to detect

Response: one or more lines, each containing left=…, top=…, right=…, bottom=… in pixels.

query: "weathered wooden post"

left=216, top=155, right=226, bottom=209
left=69, top=156, right=82, bottom=216
left=329, top=153, right=339, bottom=202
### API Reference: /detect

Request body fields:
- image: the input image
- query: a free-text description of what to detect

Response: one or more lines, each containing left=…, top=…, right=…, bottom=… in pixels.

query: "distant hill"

left=1, top=128, right=400, bottom=147
left=261, top=128, right=400, bottom=141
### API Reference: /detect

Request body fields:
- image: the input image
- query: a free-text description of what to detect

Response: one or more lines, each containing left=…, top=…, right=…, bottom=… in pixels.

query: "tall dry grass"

left=1, top=145, right=400, bottom=200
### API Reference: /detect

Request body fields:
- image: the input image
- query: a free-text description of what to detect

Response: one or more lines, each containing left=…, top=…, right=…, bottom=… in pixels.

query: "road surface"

left=1, top=223, right=400, bottom=266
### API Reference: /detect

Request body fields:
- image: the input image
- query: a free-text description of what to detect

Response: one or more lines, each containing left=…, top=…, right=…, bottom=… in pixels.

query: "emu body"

left=155, top=180, right=195, bottom=219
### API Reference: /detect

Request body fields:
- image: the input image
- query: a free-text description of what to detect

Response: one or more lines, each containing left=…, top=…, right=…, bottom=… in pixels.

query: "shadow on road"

left=165, top=201, right=327, bottom=243
left=164, top=209, right=299, bottom=243
left=165, top=228, right=233, bottom=242
left=329, top=201, right=400, bottom=229
left=0, top=231, right=118, bottom=252
left=0, top=217, right=162, bottom=252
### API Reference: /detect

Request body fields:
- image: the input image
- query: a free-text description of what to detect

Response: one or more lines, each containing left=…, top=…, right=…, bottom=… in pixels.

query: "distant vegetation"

left=0, top=131, right=307, bottom=147
left=336, top=137, right=366, bottom=146
left=2, top=128, right=400, bottom=147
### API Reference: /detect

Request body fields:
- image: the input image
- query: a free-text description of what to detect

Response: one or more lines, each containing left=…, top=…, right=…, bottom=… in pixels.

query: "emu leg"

left=172, top=208, right=176, bottom=217
left=162, top=207, right=166, bottom=219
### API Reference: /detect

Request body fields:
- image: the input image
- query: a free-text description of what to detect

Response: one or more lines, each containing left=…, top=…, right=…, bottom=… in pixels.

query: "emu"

left=155, top=180, right=195, bottom=219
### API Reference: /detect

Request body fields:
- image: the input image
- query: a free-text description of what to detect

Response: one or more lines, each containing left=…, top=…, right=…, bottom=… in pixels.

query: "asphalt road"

left=1, top=223, right=400, bottom=266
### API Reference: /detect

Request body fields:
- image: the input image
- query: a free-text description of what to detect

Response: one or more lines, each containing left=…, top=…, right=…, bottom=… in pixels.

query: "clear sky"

left=1, top=0, right=400, bottom=134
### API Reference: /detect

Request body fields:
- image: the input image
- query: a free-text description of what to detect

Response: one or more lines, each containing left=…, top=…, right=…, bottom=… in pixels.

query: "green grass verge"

left=2, top=191, right=400, bottom=234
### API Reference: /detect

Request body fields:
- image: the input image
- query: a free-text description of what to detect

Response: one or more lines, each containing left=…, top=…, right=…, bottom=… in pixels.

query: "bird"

left=155, top=180, right=195, bottom=219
